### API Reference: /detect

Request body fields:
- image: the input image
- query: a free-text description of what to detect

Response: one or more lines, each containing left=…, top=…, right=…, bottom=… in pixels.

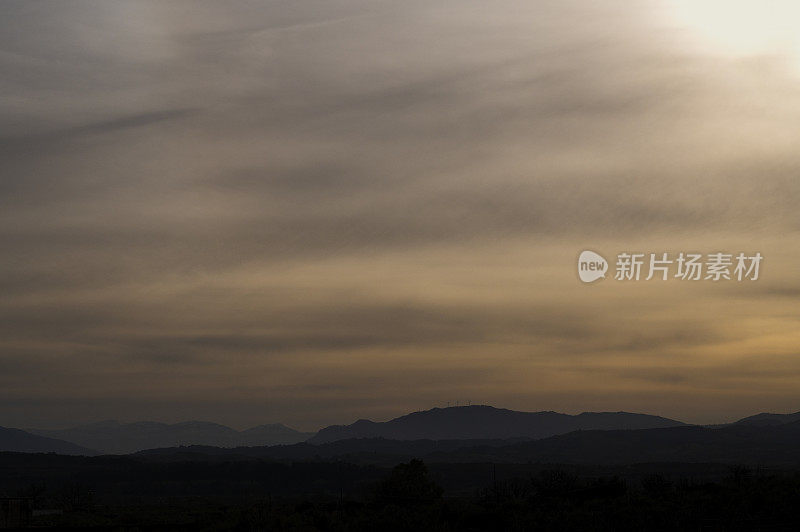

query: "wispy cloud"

left=1, top=0, right=799, bottom=429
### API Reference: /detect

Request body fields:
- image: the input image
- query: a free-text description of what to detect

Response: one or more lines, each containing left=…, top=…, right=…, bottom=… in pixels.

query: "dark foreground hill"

left=309, top=405, right=684, bottom=443
left=8, top=420, right=800, bottom=529
left=0, top=426, right=96, bottom=455
left=4, top=440, right=800, bottom=530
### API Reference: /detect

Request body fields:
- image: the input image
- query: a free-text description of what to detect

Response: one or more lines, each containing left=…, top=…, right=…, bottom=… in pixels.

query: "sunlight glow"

left=668, top=0, right=800, bottom=62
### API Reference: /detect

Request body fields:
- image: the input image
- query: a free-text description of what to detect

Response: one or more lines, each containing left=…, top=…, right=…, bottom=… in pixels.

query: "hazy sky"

left=2, top=0, right=800, bottom=430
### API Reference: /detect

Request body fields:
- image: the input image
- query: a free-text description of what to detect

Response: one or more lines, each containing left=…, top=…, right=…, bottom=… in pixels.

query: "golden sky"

left=1, top=0, right=799, bottom=430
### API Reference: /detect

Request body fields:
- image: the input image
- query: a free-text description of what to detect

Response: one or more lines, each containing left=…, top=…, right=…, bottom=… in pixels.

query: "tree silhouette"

left=373, top=459, right=443, bottom=505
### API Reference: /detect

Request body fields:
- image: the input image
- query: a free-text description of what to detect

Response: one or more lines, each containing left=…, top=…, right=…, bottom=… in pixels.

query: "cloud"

left=1, top=0, right=799, bottom=428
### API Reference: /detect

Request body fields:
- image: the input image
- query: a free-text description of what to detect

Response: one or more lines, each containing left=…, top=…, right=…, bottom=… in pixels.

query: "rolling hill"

left=29, top=420, right=313, bottom=454
left=309, top=405, right=685, bottom=443
left=0, top=426, right=96, bottom=455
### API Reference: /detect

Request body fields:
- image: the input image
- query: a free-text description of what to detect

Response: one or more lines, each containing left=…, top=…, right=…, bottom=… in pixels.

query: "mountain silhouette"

left=135, top=420, right=800, bottom=467
left=732, top=411, right=800, bottom=427
left=308, top=405, right=684, bottom=443
left=22, top=407, right=800, bottom=456
left=239, top=423, right=316, bottom=446
left=29, top=420, right=313, bottom=454
left=446, top=419, right=800, bottom=465
left=0, top=426, right=96, bottom=455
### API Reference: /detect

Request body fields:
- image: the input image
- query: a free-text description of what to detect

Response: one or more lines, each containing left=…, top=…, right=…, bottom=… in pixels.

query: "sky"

left=1, top=0, right=800, bottom=431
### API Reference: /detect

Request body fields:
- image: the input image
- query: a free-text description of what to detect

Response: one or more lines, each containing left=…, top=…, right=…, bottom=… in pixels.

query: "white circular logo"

left=578, top=250, right=608, bottom=283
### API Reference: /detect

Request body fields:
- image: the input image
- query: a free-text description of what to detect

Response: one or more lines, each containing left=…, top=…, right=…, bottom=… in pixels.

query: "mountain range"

left=135, top=420, right=800, bottom=467
left=308, top=405, right=684, bottom=443
left=28, top=420, right=314, bottom=454
left=5, top=405, right=800, bottom=456
left=0, top=426, right=96, bottom=455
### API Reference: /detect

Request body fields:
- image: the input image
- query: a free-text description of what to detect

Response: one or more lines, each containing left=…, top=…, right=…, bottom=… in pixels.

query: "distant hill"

left=26, top=407, right=800, bottom=455
left=0, top=426, right=96, bottom=455
left=134, top=437, right=528, bottom=463
left=308, top=405, right=684, bottom=443
left=137, top=421, right=800, bottom=467
left=30, top=421, right=313, bottom=454
left=240, top=424, right=317, bottom=446
left=732, top=411, right=800, bottom=427
left=456, top=420, right=800, bottom=465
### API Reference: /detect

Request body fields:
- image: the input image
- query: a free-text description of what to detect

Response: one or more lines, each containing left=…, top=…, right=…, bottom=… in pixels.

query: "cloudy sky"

left=2, top=0, right=800, bottom=430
